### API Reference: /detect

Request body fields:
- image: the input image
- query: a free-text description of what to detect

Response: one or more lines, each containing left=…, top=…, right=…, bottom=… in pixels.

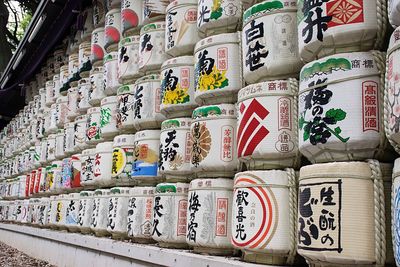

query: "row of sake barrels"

left=0, top=160, right=397, bottom=266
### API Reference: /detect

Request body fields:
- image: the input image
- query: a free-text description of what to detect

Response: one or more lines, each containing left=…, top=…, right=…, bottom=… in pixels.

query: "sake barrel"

left=104, top=8, right=122, bottom=52
left=190, top=104, right=237, bottom=177
left=104, top=52, right=122, bottom=95
left=38, top=167, right=48, bottom=195
left=116, top=85, right=135, bottom=131
left=242, top=0, right=302, bottom=84
left=37, top=197, right=49, bottom=226
left=385, top=27, right=400, bottom=154
left=237, top=79, right=300, bottom=170
left=127, top=187, right=155, bottom=243
left=186, top=178, right=233, bottom=255
left=132, top=74, right=165, bottom=130
left=71, top=154, right=82, bottom=190
left=86, top=107, right=103, bottom=145
left=298, top=0, right=387, bottom=63
left=118, top=36, right=141, bottom=83
left=298, top=161, right=386, bottom=266
left=54, top=194, right=67, bottom=229
left=121, top=0, right=143, bottom=36
left=107, top=187, right=130, bottom=239
left=160, top=56, right=197, bottom=117
left=68, top=53, right=80, bottom=85
left=159, top=118, right=192, bottom=181
left=74, top=115, right=88, bottom=151
left=45, top=80, right=56, bottom=107
left=64, top=122, right=75, bottom=155
left=55, top=96, right=68, bottom=128
left=194, top=33, right=242, bottom=105
left=152, top=182, right=189, bottom=248
left=90, top=189, right=111, bottom=236
left=111, top=134, right=135, bottom=186
left=88, top=66, right=106, bottom=105
left=50, top=160, right=63, bottom=194
left=94, top=142, right=114, bottom=187
left=67, top=87, right=80, bottom=120
left=391, top=158, right=400, bottom=266
left=93, top=0, right=106, bottom=27
left=232, top=170, right=297, bottom=265
left=80, top=148, right=97, bottom=188
left=389, top=0, right=400, bottom=29
left=138, top=22, right=167, bottom=73
left=65, top=192, right=80, bottom=232
left=46, top=134, right=56, bottom=162
left=81, top=7, right=94, bottom=42
left=143, top=0, right=168, bottom=24
left=48, top=104, right=57, bottom=134
left=299, top=51, right=392, bottom=163
left=381, top=163, right=395, bottom=266
left=54, top=129, right=65, bottom=160
left=91, top=27, right=106, bottom=66
left=132, top=130, right=160, bottom=185
left=77, top=190, right=94, bottom=234
left=165, top=0, right=199, bottom=57
left=100, top=96, right=119, bottom=139
left=78, top=41, right=92, bottom=77
left=197, top=0, right=253, bottom=37
left=59, top=65, right=70, bottom=95
left=77, top=78, right=92, bottom=113
left=61, top=157, right=73, bottom=191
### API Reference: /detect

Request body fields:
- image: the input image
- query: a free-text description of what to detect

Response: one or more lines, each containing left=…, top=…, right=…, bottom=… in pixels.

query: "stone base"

left=158, top=242, right=188, bottom=249
left=243, top=251, right=287, bottom=266
left=193, top=246, right=234, bottom=256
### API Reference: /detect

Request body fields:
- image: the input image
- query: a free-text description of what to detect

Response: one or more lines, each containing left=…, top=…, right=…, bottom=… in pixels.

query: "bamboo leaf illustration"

left=334, top=127, right=342, bottom=134
left=325, top=108, right=346, bottom=122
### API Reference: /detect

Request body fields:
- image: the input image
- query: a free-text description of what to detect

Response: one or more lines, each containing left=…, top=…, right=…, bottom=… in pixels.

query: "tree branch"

left=5, top=1, right=19, bottom=40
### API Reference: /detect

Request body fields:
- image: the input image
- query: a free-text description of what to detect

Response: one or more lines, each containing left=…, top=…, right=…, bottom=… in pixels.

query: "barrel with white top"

left=165, top=0, right=199, bottom=57
left=78, top=41, right=92, bottom=77
left=197, top=0, right=253, bottom=37
left=116, top=85, right=135, bottom=131
left=392, top=159, right=400, bottom=266
left=86, top=107, right=102, bottom=145
left=298, top=161, right=386, bottom=266
left=298, top=0, right=387, bottom=63
left=91, top=28, right=106, bottom=67
left=118, top=36, right=141, bottom=83
left=160, top=56, right=197, bottom=118
left=55, top=96, right=68, bottom=128
left=299, top=51, right=392, bottom=163
left=381, top=163, right=395, bottom=266
left=237, top=79, right=299, bottom=170
left=59, top=65, right=70, bottom=95
left=80, top=148, right=97, bottom=188
left=104, top=52, right=122, bottom=96
left=68, top=53, right=80, bottom=86
left=93, top=0, right=106, bottom=27
left=67, top=87, right=80, bottom=121
left=104, top=8, right=122, bottom=52
left=94, top=142, right=114, bottom=187
left=107, top=187, right=130, bottom=239
left=132, top=74, right=165, bottom=130
left=190, top=104, right=237, bottom=177
left=132, top=130, right=160, bottom=185
left=142, top=0, right=168, bottom=24
left=45, top=80, right=56, bottom=107
left=127, top=187, right=155, bottom=243
left=152, top=182, right=189, bottom=248
left=81, top=7, right=94, bottom=42
left=242, top=0, right=302, bottom=84
left=77, top=190, right=94, bottom=234
left=389, top=0, right=400, bottom=29
left=121, top=0, right=143, bottom=36
left=232, top=170, right=297, bottom=265
left=100, top=96, right=119, bottom=139
left=186, top=178, right=233, bottom=255
left=88, top=66, right=106, bottom=105
left=73, top=115, right=88, bottom=152
left=65, top=192, right=80, bottom=232
left=90, top=189, right=111, bottom=236
left=159, top=118, right=192, bottom=181
left=194, top=33, right=242, bottom=105
left=111, top=134, right=135, bottom=186
left=64, top=122, right=75, bottom=155
left=54, top=129, right=65, bottom=160
left=77, top=78, right=92, bottom=113
left=46, top=134, right=56, bottom=163
left=138, top=22, right=167, bottom=73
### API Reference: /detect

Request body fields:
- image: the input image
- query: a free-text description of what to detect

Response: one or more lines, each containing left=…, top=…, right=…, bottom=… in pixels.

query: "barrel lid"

left=243, top=0, right=297, bottom=26
left=238, top=79, right=297, bottom=102
left=64, top=122, right=75, bottom=128
left=60, top=65, right=69, bottom=71
left=101, top=95, right=118, bottom=105
left=103, top=52, right=118, bottom=63
left=78, top=78, right=90, bottom=85
left=234, top=170, right=290, bottom=187
left=78, top=41, right=91, bottom=48
left=195, top=32, right=240, bottom=53
left=67, top=192, right=80, bottom=199
left=117, top=84, right=135, bottom=95
left=190, top=178, right=233, bottom=190
left=135, top=74, right=160, bottom=84
left=135, top=130, right=161, bottom=141
left=192, top=104, right=236, bottom=120
left=388, top=26, right=400, bottom=55
left=92, top=27, right=104, bottom=34
left=109, top=187, right=130, bottom=195
left=90, top=66, right=104, bottom=74
left=94, top=189, right=109, bottom=195
left=166, top=0, right=197, bottom=11
left=155, top=182, right=189, bottom=194
left=161, top=56, right=194, bottom=70
left=75, top=114, right=88, bottom=121
left=82, top=148, right=97, bottom=156
left=106, top=7, right=120, bottom=15
left=140, top=22, right=166, bottom=35
left=95, top=141, right=113, bottom=153
left=161, top=118, right=191, bottom=131
left=129, top=186, right=155, bottom=196
left=299, top=162, right=373, bottom=181
left=87, top=107, right=101, bottom=113
left=299, top=52, right=381, bottom=93
left=79, top=190, right=94, bottom=197
left=113, top=134, right=135, bottom=147
left=119, top=35, right=140, bottom=47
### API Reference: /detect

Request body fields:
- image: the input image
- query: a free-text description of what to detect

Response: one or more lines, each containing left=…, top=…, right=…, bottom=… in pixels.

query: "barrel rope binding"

left=374, top=0, right=388, bottom=50
left=289, top=78, right=300, bottom=168
left=368, top=159, right=386, bottom=266
left=285, top=167, right=297, bottom=265
left=392, top=167, right=397, bottom=264
left=383, top=49, right=400, bottom=154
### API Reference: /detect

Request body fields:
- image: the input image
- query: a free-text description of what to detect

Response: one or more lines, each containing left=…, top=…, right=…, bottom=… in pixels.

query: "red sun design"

left=122, top=9, right=139, bottom=29
left=105, top=26, right=121, bottom=44
left=92, top=44, right=104, bottom=60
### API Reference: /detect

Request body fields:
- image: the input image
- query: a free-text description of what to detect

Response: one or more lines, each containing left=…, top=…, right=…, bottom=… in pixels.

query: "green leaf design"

left=334, top=127, right=342, bottom=134
left=303, top=125, right=310, bottom=141
left=299, top=116, right=305, bottom=130
left=325, top=108, right=347, bottom=122
left=210, top=7, right=223, bottom=20
left=220, top=78, right=229, bottom=89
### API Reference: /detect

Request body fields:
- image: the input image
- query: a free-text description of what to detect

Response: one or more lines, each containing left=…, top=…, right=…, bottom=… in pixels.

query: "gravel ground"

left=0, top=242, right=55, bottom=267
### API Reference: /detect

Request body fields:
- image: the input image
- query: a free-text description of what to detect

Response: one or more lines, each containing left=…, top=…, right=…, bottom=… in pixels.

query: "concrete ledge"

left=0, top=223, right=281, bottom=267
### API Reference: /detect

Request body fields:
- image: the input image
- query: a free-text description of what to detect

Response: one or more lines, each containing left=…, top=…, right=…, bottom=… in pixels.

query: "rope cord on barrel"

left=285, top=167, right=297, bottom=265
left=289, top=78, right=300, bottom=169
left=368, top=159, right=386, bottom=266
left=374, top=0, right=388, bottom=50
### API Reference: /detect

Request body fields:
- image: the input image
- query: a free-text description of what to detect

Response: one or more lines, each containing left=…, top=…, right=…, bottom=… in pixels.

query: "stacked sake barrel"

left=295, top=0, right=396, bottom=266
